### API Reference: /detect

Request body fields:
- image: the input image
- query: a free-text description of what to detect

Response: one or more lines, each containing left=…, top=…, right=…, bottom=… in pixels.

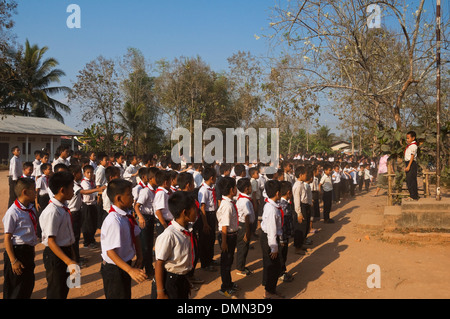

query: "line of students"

left=4, top=145, right=376, bottom=300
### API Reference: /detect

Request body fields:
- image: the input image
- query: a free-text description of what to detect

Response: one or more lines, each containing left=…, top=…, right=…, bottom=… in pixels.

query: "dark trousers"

left=139, top=214, right=155, bottom=276
left=333, top=182, right=340, bottom=202
left=101, top=260, right=132, bottom=299
left=323, top=190, right=332, bottom=221
left=350, top=183, right=356, bottom=197
left=3, top=245, right=35, bottom=299
left=298, top=203, right=311, bottom=246
left=406, top=161, right=419, bottom=200
left=71, top=210, right=82, bottom=262
left=236, top=226, right=250, bottom=271
left=260, top=231, right=280, bottom=294
left=81, top=203, right=98, bottom=246
left=188, top=220, right=200, bottom=278
left=43, top=246, right=72, bottom=299
left=218, top=232, right=237, bottom=291
left=155, top=218, right=171, bottom=237
left=280, top=238, right=289, bottom=273
left=37, top=193, right=50, bottom=239
left=312, top=191, right=320, bottom=221
left=151, top=271, right=190, bottom=299
left=8, top=177, right=17, bottom=208
left=364, top=179, right=370, bottom=192
left=198, top=211, right=217, bottom=268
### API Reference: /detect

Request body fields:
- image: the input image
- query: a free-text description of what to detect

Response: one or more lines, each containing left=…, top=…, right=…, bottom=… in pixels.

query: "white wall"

left=0, top=134, right=60, bottom=164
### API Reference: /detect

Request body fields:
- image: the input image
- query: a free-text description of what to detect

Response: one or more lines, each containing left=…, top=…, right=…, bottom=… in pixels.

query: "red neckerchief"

left=265, top=198, right=284, bottom=227
left=148, top=185, right=156, bottom=194
left=170, top=185, right=178, bottom=193
left=83, top=177, right=95, bottom=189
left=181, top=226, right=196, bottom=268
left=49, top=200, right=73, bottom=226
left=405, top=141, right=418, bottom=155
left=204, top=183, right=217, bottom=208
left=14, top=200, right=37, bottom=233
left=109, top=206, right=137, bottom=247
left=139, top=181, right=147, bottom=189
left=238, top=193, right=256, bottom=211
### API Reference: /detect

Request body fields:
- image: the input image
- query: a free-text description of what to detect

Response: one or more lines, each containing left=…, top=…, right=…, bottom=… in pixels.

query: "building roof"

left=331, top=140, right=351, bottom=147
left=0, top=115, right=82, bottom=136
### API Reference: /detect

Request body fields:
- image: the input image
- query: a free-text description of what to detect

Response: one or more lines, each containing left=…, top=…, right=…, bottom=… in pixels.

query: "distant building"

left=331, top=141, right=352, bottom=153
left=0, top=115, right=82, bottom=164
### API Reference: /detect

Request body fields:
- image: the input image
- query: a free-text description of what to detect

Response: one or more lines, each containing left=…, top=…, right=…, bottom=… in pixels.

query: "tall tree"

left=69, top=56, right=122, bottom=153
left=1, top=40, right=71, bottom=122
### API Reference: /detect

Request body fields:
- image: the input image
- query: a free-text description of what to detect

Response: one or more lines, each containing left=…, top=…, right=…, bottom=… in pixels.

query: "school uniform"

left=52, top=157, right=70, bottom=171
left=197, top=183, right=218, bottom=269
left=32, top=159, right=41, bottom=180
left=405, top=141, right=419, bottom=200
left=292, top=180, right=310, bottom=247
left=136, top=184, right=156, bottom=276
left=320, top=174, right=333, bottom=222
left=279, top=197, right=294, bottom=274
left=95, top=164, right=107, bottom=187
left=216, top=196, right=239, bottom=292
left=260, top=198, right=282, bottom=295
left=132, top=181, right=147, bottom=203
left=89, top=159, right=97, bottom=172
left=100, top=205, right=140, bottom=299
left=311, top=176, right=321, bottom=220
left=152, top=220, right=194, bottom=299
left=80, top=177, right=98, bottom=246
left=39, top=198, right=75, bottom=299
left=123, top=164, right=138, bottom=187
left=2, top=200, right=38, bottom=299
left=236, top=193, right=255, bottom=272
left=68, top=180, right=83, bottom=263
left=114, top=162, right=125, bottom=178
left=363, top=168, right=373, bottom=192
left=332, top=170, right=341, bottom=203
left=35, top=174, right=51, bottom=238
left=8, top=155, right=22, bottom=207
left=153, top=187, right=173, bottom=236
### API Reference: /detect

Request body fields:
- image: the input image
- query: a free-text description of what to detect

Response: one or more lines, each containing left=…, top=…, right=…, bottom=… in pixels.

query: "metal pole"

left=436, top=0, right=441, bottom=201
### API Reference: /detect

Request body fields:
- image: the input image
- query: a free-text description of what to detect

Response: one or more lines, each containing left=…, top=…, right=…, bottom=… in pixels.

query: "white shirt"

left=123, top=164, right=138, bottom=186
left=3, top=200, right=38, bottom=246
left=320, top=174, right=333, bottom=192
left=154, top=220, right=193, bottom=275
left=101, top=205, right=140, bottom=265
left=68, top=181, right=83, bottom=212
left=193, top=171, right=203, bottom=188
left=39, top=198, right=75, bottom=247
left=292, top=180, right=303, bottom=216
left=198, top=183, right=217, bottom=211
left=95, top=165, right=107, bottom=187
left=114, top=162, right=125, bottom=178
left=153, top=187, right=173, bottom=221
left=36, top=175, right=50, bottom=196
left=32, top=159, right=41, bottom=179
left=216, top=196, right=239, bottom=233
left=9, top=155, right=22, bottom=181
left=89, top=160, right=97, bottom=172
left=332, top=171, right=341, bottom=184
left=260, top=198, right=283, bottom=253
left=236, top=193, right=255, bottom=224
left=81, top=178, right=96, bottom=205
left=405, top=142, right=418, bottom=162
left=132, top=181, right=146, bottom=202
left=136, top=185, right=155, bottom=216
left=52, top=157, right=70, bottom=171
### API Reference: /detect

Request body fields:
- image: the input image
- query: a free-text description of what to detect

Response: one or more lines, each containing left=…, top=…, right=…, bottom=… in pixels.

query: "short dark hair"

left=217, top=176, right=236, bottom=197
left=40, top=163, right=52, bottom=173
left=248, top=166, right=259, bottom=177
left=14, top=178, right=36, bottom=198
left=280, top=181, right=292, bottom=196
left=202, top=167, right=216, bottom=181
left=34, top=150, right=43, bottom=157
left=407, top=131, right=416, bottom=139
left=147, top=167, right=159, bottom=180
left=168, top=191, right=197, bottom=219
left=107, top=179, right=132, bottom=203
left=155, top=170, right=170, bottom=186
left=295, top=166, right=306, bottom=178
left=49, top=171, right=74, bottom=195
left=11, top=146, right=19, bottom=153
left=83, top=164, right=94, bottom=173
left=237, top=177, right=251, bottom=193
left=234, top=164, right=246, bottom=177
left=220, top=163, right=231, bottom=175
left=53, top=163, right=68, bottom=172
left=105, top=166, right=121, bottom=181
left=138, top=167, right=149, bottom=179
left=23, top=161, right=33, bottom=170
left=265, top=179, right=281, bottom=198
left=68, top=164, right=82, bottom=175
left=177, top=172, right=194, bottom=190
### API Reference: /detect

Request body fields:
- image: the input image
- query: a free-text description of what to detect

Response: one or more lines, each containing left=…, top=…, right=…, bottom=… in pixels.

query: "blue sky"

left=11, top=0, right=444, bottom=136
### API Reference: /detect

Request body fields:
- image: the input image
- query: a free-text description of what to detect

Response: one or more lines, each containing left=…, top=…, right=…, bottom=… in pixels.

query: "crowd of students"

left=4, top=144, right=382, bottom=300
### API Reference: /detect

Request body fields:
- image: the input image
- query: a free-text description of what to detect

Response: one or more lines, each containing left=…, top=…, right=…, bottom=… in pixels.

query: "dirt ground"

left=1, top=169, right=449, bottom=300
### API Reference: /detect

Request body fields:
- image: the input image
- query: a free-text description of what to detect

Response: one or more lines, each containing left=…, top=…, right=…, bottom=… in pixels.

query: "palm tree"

left=118, top=101, right=145, bottom=154
left=0, top=39, right=71, bottom=122
left=311, top=125, right=336, bottom=153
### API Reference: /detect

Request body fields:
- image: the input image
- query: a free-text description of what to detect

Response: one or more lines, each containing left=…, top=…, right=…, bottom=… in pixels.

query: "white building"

left=0, top=115, right=82, bottom=164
